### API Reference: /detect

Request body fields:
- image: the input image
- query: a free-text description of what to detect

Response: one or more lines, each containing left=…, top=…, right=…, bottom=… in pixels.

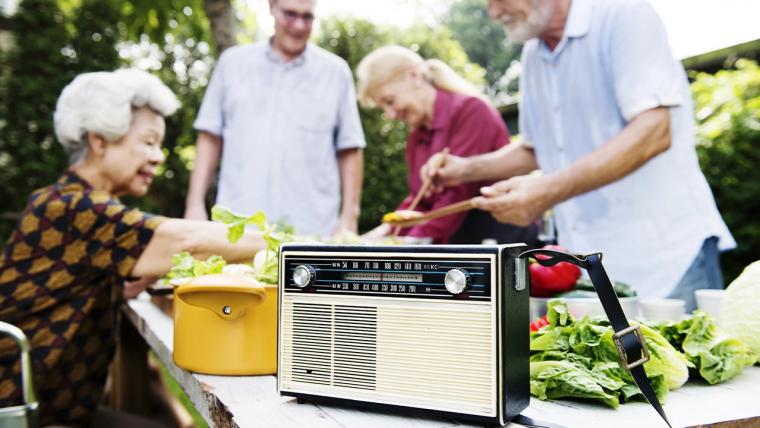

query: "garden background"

left=1, top=0, right=758, bottom=283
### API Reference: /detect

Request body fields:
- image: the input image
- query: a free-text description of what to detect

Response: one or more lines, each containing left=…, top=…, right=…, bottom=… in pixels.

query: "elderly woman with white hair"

left=358, top=45, right=538, bottom=245
left=0, top=69, right=265, bottom=427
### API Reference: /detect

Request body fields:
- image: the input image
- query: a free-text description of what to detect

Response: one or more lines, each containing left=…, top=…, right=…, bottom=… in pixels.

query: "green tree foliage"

left=316, top=17, right=486, bottom=232
left=691, top=59, right=760, bottom=283
left=0, top=0, right=216, bottom=242
left=116, top=5, right=216, bottom=217
left=0, top=0, right=122, bottom=239
left=442, top=0, right=521, bottom=99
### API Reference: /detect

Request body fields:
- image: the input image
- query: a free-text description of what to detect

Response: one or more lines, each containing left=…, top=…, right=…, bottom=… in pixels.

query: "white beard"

left=501, top=0, right=554, bottom=43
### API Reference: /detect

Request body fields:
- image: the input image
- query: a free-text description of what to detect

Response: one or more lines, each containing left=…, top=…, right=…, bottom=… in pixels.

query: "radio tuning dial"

left=444, top=268, right=471, bottom=294
left=293, top=264, right=316, bottom=288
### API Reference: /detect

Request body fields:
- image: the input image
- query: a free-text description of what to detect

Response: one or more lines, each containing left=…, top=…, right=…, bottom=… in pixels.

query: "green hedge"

left=1, top=3, right=759, bottom=286
left=692, top=59, right=760, bottom=283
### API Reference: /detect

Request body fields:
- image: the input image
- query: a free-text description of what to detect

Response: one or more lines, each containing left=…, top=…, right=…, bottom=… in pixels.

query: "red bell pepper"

left=528, top=245, right=581, bottom=297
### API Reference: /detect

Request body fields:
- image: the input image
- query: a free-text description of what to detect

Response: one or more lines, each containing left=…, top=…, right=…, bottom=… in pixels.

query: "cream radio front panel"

left=277, top=244, right=530, bottom=426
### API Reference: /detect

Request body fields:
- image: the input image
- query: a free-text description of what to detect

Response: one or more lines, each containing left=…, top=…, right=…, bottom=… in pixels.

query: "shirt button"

left=553, top=105, right=560, bottom=112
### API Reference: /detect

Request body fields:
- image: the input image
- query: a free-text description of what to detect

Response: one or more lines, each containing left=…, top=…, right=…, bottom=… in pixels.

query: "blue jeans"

left=667, top=236, right=723, bottom=312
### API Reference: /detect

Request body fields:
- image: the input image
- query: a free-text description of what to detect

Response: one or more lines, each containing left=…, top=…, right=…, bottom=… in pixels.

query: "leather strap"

left=519, top=249, right=672, bottom=428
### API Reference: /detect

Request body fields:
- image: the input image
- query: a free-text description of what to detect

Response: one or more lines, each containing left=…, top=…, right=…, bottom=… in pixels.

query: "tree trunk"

left=204, top=0, right=237, bottom=55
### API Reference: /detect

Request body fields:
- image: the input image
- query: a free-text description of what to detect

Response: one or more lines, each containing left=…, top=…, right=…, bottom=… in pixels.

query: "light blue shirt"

left=519, top=0, right=734, bottom=296
left=195, top=41, right=365, bottom=236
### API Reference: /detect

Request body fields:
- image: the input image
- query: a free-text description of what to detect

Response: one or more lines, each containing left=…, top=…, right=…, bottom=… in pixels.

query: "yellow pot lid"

left=175, top=274, right=267, bottom=320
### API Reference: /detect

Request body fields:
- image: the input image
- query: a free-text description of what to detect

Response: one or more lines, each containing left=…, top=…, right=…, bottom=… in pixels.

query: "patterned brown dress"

left=0, top=171, right=164, bottom=427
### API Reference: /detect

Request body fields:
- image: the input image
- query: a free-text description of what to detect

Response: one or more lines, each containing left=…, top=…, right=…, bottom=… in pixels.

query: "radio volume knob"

left=293, top=264, right=316, bottom=288
left=444, top=268, right=471, bottom=294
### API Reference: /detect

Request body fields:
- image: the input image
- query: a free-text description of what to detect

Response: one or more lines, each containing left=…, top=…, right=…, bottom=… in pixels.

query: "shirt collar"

left=408, top=89, right=453, bottom=145
left=265, top=38, right=308, bottom=68
left=565, top=0, right=592, bottom=38
left=59, top=170, right=92, bottom=190
left=430, top=89, right=453, bottom=132
left=540, top=0, right=593, bottom=59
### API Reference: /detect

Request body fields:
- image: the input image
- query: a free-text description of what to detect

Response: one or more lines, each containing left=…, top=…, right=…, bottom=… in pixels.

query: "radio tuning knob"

left=444, top=268, right=471, bottom=294
left=293, top=264, right=316, bottom=288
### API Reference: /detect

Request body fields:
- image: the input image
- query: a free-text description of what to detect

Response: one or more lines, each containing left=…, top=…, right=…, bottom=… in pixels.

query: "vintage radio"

left=277, top=243, right=530, bottom=426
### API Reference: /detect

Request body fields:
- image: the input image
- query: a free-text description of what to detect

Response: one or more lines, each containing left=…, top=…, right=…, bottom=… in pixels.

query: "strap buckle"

left=613, top=325, right=650, bottom=370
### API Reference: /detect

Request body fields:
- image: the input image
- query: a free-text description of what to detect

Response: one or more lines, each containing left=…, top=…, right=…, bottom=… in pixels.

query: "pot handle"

left=175, top=285, right=266, bottom=321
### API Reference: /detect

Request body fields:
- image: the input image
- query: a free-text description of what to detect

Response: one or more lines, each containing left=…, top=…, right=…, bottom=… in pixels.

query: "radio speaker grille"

left=281, top=297, right=495, bottom=416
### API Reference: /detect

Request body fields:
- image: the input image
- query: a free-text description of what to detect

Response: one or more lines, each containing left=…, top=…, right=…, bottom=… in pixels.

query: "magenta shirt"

left=397, top=90, right=510, bottom=243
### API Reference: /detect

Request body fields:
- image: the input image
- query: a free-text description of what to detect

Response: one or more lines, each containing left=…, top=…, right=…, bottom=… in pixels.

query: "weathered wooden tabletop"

left=121, top=294, right=760, bottom=428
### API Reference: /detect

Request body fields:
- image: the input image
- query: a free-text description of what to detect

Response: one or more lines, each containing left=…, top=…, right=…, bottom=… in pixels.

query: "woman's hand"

left=333, top=212, right=359, bottom=237
left=421, top=153, right=468, bottom=194
left=361, top=223, right=392, bottom=242
left=124, top=276, right=158, bottom=299
left=474, top=174, right=560, bottom=227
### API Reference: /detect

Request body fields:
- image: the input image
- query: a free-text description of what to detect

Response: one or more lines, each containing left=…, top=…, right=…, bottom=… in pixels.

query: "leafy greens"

left=530, top=300, right=690, bottom=408
left=648, top=311, right=757, bottom=385
left=211, top=205, right=293, bottom=284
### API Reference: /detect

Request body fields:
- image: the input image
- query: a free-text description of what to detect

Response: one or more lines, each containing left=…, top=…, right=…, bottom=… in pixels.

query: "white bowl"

left=530, top=296, right=639, bottom=320
left=639, top=298, right=686, bottom=322
left=695, top=289, right=725, bottom=319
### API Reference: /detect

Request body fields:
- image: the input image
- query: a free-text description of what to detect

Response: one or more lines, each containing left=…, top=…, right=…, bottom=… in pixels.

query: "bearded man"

left=422, top=0, right=734, bottom=310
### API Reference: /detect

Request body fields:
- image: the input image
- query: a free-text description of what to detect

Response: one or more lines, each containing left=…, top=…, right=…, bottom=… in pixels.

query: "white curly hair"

left=54, top=68, right=180, bottom=164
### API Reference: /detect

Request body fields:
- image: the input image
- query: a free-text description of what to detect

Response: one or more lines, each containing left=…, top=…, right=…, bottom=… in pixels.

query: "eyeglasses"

left=276, top=6, right=315, bottom=25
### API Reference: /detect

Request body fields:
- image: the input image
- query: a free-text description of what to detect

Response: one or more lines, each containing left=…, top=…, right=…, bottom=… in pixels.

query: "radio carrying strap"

left=519, top=249, right=672, bottom=428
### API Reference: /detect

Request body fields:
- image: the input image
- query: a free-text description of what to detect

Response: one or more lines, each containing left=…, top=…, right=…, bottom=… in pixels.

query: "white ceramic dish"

left=695, top=289, right=725, bottom=320
left=639, top=298, right=686, bottom=322
left=530, top=296, right=639, bottom=321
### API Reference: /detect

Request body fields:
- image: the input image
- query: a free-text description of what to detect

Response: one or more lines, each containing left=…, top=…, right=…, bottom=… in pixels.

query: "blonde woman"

left=358, top=45, right=538, bottom=244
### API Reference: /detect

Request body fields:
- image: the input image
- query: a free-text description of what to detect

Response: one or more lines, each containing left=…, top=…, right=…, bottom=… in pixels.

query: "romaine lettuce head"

left=720, top=260, right=760, bottom=357
left=674, top=311, right=756, bottom=384
left=529, top=360, right=622, bottom=408
left=530, top=301, right=689, bottom=407
left=638, top=323, right=691, bottom=390
left=166, top=252, right=227, bottom=280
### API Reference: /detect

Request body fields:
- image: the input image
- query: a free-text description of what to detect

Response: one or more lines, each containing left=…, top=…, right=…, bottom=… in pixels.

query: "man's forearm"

left=465, top=141, right=538, bottom=182
left=337, top=148, right=363, bottom=220
left=186, top=132, right=223, bottom=205
left=546, top=107, right=671, bottom=203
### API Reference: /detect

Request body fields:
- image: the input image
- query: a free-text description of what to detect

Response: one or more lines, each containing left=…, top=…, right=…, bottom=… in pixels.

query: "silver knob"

left=293, top=264, right=316, bottom=288
left=444, top=268, right=471, bottom=294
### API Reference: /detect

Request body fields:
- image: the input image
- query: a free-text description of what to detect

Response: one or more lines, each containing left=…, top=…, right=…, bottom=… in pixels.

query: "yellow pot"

left=173, top=274, right=278, bottom=375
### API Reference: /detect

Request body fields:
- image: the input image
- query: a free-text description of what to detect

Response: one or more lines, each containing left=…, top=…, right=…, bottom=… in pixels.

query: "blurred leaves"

left=442, top=0, right=522, bottom=102
left=691, top=59, right=760, bottom=283
left=3, top=0, right=756, bottom=275
left=0, top=0, right=122, bottom=238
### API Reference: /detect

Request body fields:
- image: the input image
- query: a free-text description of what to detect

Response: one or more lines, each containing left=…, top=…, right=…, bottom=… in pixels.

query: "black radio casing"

left=277, top=244, right=530, bottom=426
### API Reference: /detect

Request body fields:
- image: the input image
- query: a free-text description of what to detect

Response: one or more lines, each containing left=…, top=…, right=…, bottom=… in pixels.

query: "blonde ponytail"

left=425, top=59, right=488, bottom=102
left=357, top=45, right=489, bottom=107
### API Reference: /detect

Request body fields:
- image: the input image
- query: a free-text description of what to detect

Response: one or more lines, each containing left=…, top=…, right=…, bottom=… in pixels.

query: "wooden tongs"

left=389, top=148, right=449, bottom=235
left=383, top=197, right=477, bottom=228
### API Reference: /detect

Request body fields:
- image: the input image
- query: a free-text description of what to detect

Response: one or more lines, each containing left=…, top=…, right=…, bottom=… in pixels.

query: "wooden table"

left=116, top=293, right=760, bottom=428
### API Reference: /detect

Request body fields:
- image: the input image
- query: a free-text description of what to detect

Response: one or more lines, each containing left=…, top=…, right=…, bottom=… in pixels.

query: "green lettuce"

left=211, top=205, right=294, bottom=284
left=529, top=300, right=689, bottom=407
left=166, top=252, right=226, bottom=279
left=650, top=311, right=757, bottom=384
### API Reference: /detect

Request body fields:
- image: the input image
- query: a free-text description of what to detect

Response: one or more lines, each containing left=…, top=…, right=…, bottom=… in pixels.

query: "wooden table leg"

left=110, top=314, right=150, bottom=415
